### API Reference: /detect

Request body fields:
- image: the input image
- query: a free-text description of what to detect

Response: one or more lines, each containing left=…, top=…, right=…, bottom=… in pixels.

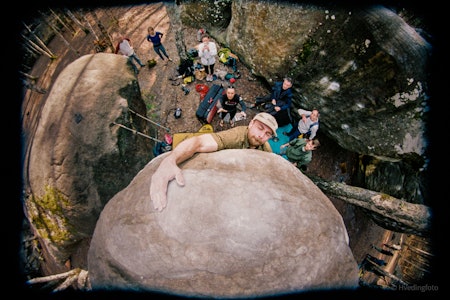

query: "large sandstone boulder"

left=25, top=53, right=152, bottom=271
left=88, top=149, right=359, bottom=297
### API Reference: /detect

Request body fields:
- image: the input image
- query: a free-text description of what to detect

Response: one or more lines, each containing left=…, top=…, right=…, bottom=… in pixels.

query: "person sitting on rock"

left=217, top=85, right=247, bottom=128
left=279, top=137, right=320, bottom=172
left=250, top=77, right=293, bottom=126
left=284, top=108, right=320, bottom=141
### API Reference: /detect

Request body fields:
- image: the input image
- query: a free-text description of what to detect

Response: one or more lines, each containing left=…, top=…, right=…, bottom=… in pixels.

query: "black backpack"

left=177, top=59, right=194, bottom=77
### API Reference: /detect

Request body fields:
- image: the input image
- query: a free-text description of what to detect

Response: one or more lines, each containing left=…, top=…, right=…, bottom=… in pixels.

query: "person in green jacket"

left=279, top=137, right=320, bottom=171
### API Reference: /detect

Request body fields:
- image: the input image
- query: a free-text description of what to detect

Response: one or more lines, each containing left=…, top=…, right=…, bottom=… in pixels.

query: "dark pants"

left=255, top=94, right=272, bottom=106
left=153, top=44, right=169, bottom=60
left=286, top=122, right=310, bottom=141
left=220, top=110, right=237, bottom=122
left=226, top=57, right=237, bottom=72
left=287, top=127, right=301, bottom=141
left=204, top=64, right=215, bottom=75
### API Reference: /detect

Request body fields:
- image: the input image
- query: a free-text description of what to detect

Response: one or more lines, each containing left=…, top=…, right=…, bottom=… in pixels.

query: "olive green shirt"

left=285, top=138, right=312, bottom=167
left=211, top=126, right=273, bottom=152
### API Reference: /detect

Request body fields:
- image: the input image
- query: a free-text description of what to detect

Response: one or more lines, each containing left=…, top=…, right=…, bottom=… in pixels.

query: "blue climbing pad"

left=268, top=123, right=292, bottom=157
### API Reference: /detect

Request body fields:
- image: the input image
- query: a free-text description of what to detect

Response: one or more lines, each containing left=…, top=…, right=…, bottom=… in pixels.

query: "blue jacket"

left=271, top=81, right=293, bottom=111
left=146, top=32, right=163, bottom=46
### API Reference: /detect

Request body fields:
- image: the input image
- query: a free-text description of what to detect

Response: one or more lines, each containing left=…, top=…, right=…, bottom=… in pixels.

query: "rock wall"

left=179, top=0, right=432, bottom=205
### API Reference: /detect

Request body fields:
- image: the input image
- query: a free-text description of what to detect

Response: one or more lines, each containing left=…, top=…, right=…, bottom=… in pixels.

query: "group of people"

left=115, top=26, right=173, bottom=74
left=247, top=77, right=321, bottom=170
left=150, top=108, right=320, bottom=212
left=115, top=27, right=220, bottom=85
left=114, top=28, right=322, bottom=212
left=215, top=77, right=321, bottom=172
left=150, top=81, right=322, bottom=212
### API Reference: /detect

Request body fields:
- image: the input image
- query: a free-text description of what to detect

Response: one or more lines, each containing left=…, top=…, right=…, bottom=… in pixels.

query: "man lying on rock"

left=149, top=112, right=278, bottom=212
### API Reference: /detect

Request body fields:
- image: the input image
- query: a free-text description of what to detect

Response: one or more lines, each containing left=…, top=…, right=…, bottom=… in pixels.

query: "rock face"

left=180, top=1, right=432, bottom=206
left=25, top=53, right=152, bottom=271
left=88, top=150, right=359, bottom=297
left=214, top=3, right=431, bottom=160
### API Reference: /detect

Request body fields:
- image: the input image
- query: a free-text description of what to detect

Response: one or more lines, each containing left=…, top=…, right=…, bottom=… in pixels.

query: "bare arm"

left=149, top=134, right=218, bottom=212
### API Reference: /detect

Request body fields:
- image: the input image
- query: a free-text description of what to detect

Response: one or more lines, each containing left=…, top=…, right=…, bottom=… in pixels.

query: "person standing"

left=251, top=77, right=294, bottom=126
left=146, top=26, right=172, bottom=62
left=196, top=28, right=206, bottom=42
left=115, top=35, right=146, bottom=74
left=198, top=34, right=218, bottom=82
left=284, top=108, right=320, bottom=141
left=217, top=86, right=247, bottom=128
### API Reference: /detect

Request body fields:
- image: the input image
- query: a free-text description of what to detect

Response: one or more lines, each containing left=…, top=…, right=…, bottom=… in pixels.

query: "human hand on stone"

left=149, top=156, right=185, bottom=212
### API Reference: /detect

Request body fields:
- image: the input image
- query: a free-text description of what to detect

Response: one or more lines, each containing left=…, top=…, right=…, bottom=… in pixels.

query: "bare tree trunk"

left=22, top=36, right=55, bottom=59
left=308, top=175, right=432, bottom=236
left=83, top=10, right=100, bottom=41
left=40, top=11, right=80, bottom=57
left=167, top=1, right=187, bottom=60
left=49, top=8, right=76, bottom=35
left=90, top=10, right=115, bottom=53
left=22, top=22, right=56, bottom=58
left=64, top=9, right=90, bottom=34
left=365, top=258, right=409, bottom=286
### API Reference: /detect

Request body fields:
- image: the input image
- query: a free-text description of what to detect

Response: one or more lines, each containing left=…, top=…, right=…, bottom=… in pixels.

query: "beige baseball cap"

left=252, top=112, right=278, bottom=137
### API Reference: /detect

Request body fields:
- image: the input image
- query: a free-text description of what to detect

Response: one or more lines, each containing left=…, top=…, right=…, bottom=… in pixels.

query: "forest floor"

left=19, top=3, right=425, bottom=292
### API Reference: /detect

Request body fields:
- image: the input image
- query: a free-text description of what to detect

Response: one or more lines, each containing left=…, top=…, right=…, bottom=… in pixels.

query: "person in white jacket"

left=283, top=108, right=320, bottom=141
left=198, top=34, right=218, bottom=82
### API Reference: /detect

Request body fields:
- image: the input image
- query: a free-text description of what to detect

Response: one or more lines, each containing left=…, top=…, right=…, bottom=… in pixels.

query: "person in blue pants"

left=115, top=35, right=146, bottom=74
left=146, top=26, right=172, bottom=62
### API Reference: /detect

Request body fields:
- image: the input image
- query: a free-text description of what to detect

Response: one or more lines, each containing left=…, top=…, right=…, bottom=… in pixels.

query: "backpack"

left=147, top=59, right=157, bottom=68
left=302, top=121, right=319, bottom=139
left=153, top=141, right=172, bottom=157
left=307, top=121, right=319, bottom=135
left=177, top=59, right=194, bottom=77
left=218, top=48, right=231, bottom=64
left=187, top=48, right=198, bottom=58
